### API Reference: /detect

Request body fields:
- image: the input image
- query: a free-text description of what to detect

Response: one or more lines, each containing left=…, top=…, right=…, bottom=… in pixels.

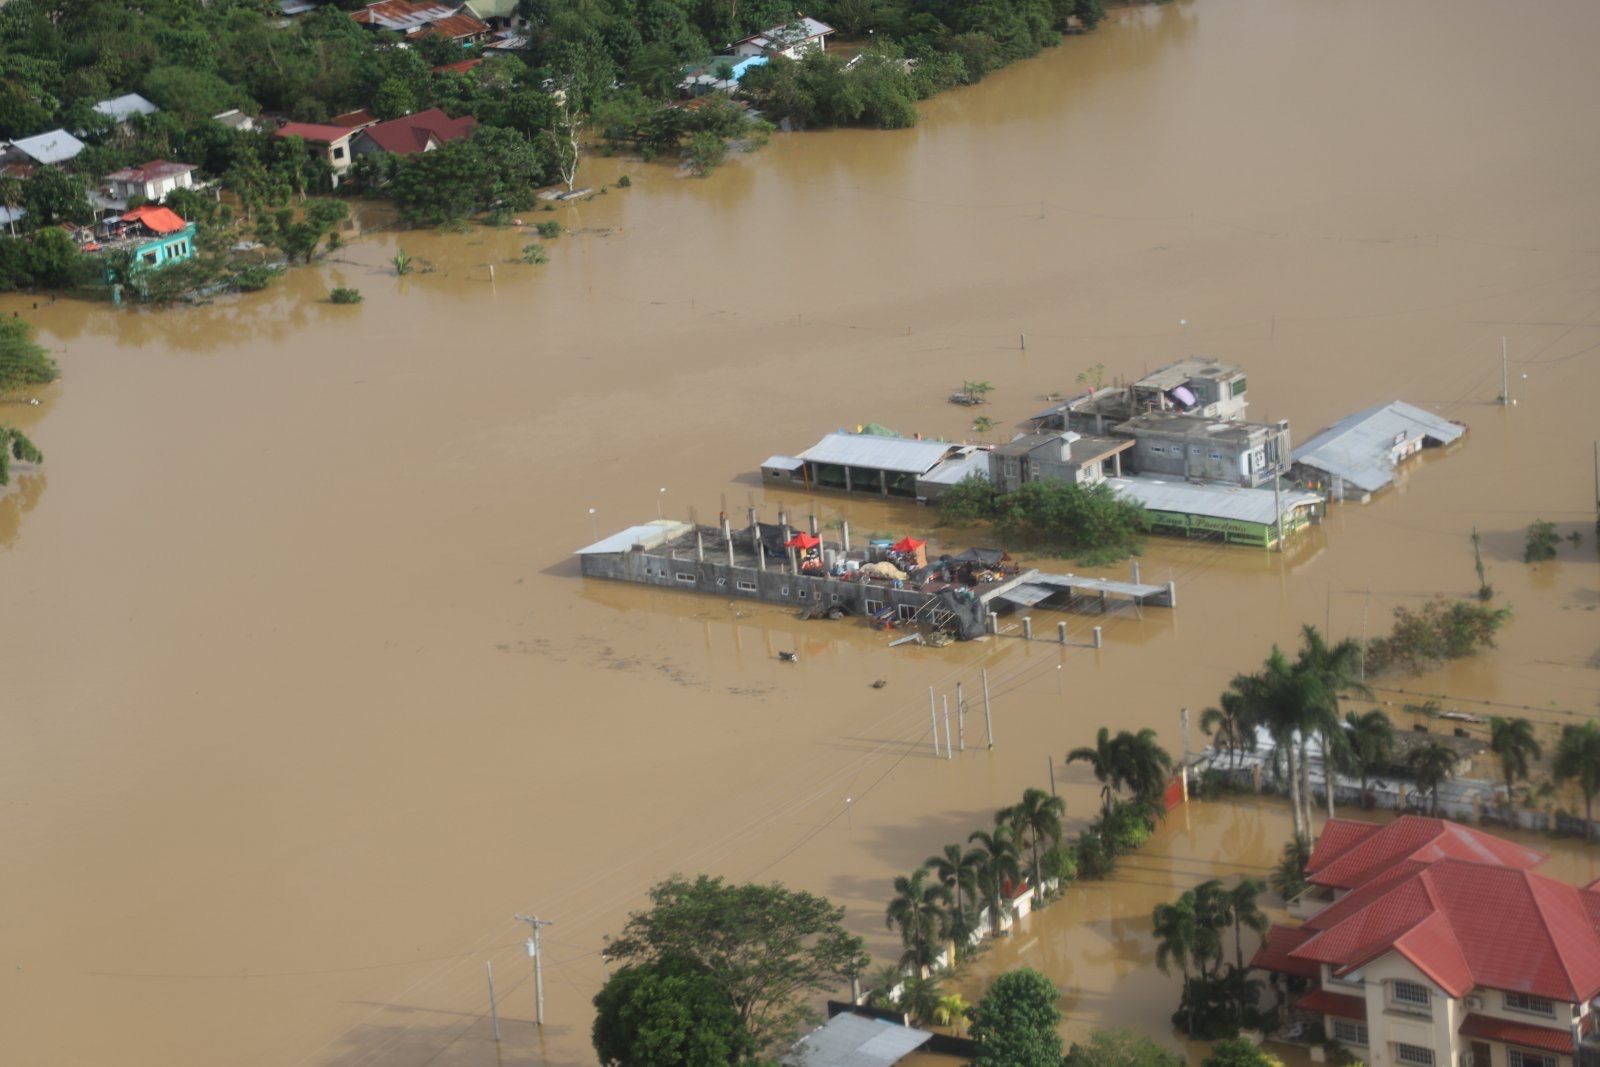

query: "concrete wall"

left=1124, top=422, right=1288, bottom=487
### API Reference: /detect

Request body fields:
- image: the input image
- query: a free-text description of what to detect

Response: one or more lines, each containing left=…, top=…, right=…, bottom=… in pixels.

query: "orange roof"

left=275, top=122, right=355, bottom=145
left=1296, top=989, right=1367, bottom=1020
left=121, top=205, right=187, bottom=234
left=432, top=57, right=484, bottom=74
left=424, top=12, right=487, bottom=39
left=1307, top=816, right=1544, bottom=890
left=1459, top=1014, right=1575, bottom=1053
left=1251, top=925, right=1321, bottom=979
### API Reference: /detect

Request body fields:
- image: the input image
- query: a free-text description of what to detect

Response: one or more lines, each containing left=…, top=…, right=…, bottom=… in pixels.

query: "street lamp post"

left=657, top=487, right=667, bottom=520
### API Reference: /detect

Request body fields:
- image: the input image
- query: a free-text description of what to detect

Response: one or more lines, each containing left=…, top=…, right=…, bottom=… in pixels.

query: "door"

left=1470, top=1042, right=1491, bottom=1067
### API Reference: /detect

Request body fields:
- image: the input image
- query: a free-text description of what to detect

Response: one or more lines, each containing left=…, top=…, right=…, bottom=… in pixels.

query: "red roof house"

left=350, top=109, right=477, bottom=157
left=350, top=0, right=487, bottom=40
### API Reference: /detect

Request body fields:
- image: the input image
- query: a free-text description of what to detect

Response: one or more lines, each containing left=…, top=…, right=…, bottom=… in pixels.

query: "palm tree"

left=1340, top=709, right=1395, bottom=800
left=1294, top=625, right=1372, bottom=819
left=1152, top=893, right=1200, bottom=1037
left=1230, top=649, right=1313, bottom=839
left=1270, top=835, right=1311, bottom=902
left=1489, top=716, right=1542, bottom=819
left=1012, top=788, right=1067, bottom=893
left=934, top=991, right=970, bottom=1033
left=1407, top=740, right=1459, bottom=817
left=1554, top=720, right=1600, bottom=843
left=1115, top=728, right=1175, bottom=808
left=1226, top=878, right=1270, bottom=972
left=1201, top=691, right=1257, bottom=769
left=925, top=843, right=984, bottom=950
left=898, top=973, right=946, bottom=1026
left=885, top=867, right=951, bottom=976
left=863, top=963, right=906, bottom=1011
left=1188, top=880, right=1231, bottom=982
left=967, top=826, right=1022, bottom=935
left=1067, top=727, right=1121, bottom=817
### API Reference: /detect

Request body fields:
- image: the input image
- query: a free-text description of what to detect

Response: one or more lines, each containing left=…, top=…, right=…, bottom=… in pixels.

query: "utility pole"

left=981, top=669, right=994, bottom=749
left=956, top=682, right=966, bottom=752
left=929, top=688, right=939, bottom=756
left=1273, top=470, right=1283, bottom=553
left=942, top=696, right=952, bottom=761
left=1502, top=336, right=1509, bottom=405
left=514, top=913, right=554, bottom=1026
left=486, top=961, right=501, bottom=1042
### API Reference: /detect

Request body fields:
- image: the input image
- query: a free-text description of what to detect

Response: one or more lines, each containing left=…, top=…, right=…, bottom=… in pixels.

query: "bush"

left=329, top=287, right=363, bottom=304
left=231, top=264, right=282, bottom=292
left=522, top=243, right=548, bottom=264
left=0, top=317, right=60, bottom=390
left=1524, top=520, right=1558, bottom=562
left=1364, top=597, right=1512, bottom=675
left=535, top=220, right=562, bottom=239
left=684, top=131, right=728, bottom=176
left=616, top=175, right=631, bottom=187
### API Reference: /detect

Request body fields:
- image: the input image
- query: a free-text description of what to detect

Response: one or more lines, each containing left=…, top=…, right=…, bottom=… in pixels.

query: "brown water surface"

left=3, top=0, right=1599, bottom=1063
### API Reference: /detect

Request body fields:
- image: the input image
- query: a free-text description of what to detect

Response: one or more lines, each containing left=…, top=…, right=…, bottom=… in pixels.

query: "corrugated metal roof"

left=918, top=449, right=989, bottom=486
left=576, top=521, right=690, bottom=555
left=782, top=1013, right=932, bottom=1067
left=798, top=433, right=955, bottom=474
left=7, top=129, right=85, bottom=165
left=93, top=94, right=160, bottom=121
left=761, top=455, right=804, bottom=471
left=1292, top=401, right=1466, bottom=493
left=1106, top=476, right=1321, bottom=526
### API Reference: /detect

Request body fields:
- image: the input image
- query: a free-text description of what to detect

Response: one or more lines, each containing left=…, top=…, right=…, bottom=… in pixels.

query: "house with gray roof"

left=1291, top=400, right=1467, bottom=501
left=93, top=93, right=160, bottom=126
left=3, top=129, right=86, bottom=167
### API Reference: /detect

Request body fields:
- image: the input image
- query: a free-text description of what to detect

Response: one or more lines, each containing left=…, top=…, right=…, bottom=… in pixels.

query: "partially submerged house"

left=1252, top=816, right=1600, bottom=1067
left=350, top=108, right=477, bottom=156
left=1113, top=411, right=1290, bottom=488
left=761, top=433, right=979, bottom=502
left=1106, top=476, right=1323, bottom=547
left=989, top=430, right=1132, bottom=491
left=733, top=17, right=834, bottom=59
left=1292, top=401, right=1467, bottom=502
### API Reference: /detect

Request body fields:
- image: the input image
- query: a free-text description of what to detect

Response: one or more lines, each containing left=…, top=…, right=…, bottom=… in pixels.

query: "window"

left=735, top=580, right=756, bottom=592
left=798, top=589, right=808, bottom=599
left=865, top=599, right=883, bottom=614
left=1508, top=1051, right=1556, bottom=1067
left=1395, top=1044, right=1435, bottom=1067
left=1150, top=444, right=1165, bottom=455
left=1391, top=980, right=1431, bottom=1014
left=780, top=586, right=789, bottom=596
left=1232, top=377, right=1248, bottom=397
left=716, top=577, right=727, bottom=587
left=141, top=250, right=158, bottom=265
left=1191, top=445, right=1202, bottom=456
left=675, top=572, right=696, bottom=584
left=1332, top=1021, right=1368, bottom=1047
left=1209, top=450, right=1221, bottom=460
left=897, top=604, right=917, bottom=621
left=333, top=146, right=346, bottom=160
left=1504, top=994, right=1555, bottom=1017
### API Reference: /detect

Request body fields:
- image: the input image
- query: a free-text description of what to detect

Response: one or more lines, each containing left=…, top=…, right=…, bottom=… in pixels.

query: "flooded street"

left=3, top=0, right=1599, bottom=1064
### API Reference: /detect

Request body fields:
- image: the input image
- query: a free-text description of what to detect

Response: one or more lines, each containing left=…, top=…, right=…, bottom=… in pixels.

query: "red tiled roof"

left=356, top=108, right=476, bottom=155
left=1252, top=925, right=1322, bottom=979
left=1459, top=1013, right=1576, bottom=1054
left=423, top=13, right=487, bottom=39
left=1307, top=817, right=1545, bottom=891
left=275, top=122, right=355, bottom=145
left=432, top=57, right=484, bottom=74
left=329, top=109, right=378, bottom=128
left=1290, top=859, right=1600, bottom=1002
left=121, top=205, right=187, bottom=234
left=103, top=159, right=196, bottom=183
left=1296, top=989, right=1368, bottom=1020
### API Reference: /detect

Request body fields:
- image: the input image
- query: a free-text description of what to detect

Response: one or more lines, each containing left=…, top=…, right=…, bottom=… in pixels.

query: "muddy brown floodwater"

left=3, top=0, right=1599, bottom=1064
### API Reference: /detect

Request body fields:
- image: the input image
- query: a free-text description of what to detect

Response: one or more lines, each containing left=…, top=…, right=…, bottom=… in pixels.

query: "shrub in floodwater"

left=329, top=287, right=363, bottom=304
left=616, top=175, right=632, bottom=187
left=1363, top=597, right=1512, bottom=676
left=393, top=249, right=413, bottom=276
left=535, top=221, right=562, bottom=239
left=522, top=243, right=548, bottom=265
left=1524, top=519, right=1558, bottom=562
left=231, top=264, right=282, bottom=293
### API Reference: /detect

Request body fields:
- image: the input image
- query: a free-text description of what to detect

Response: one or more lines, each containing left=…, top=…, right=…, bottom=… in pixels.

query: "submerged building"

left=1292, top=401, right=1468, bottom=502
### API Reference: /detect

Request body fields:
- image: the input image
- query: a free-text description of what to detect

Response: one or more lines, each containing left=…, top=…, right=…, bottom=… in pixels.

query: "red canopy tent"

left=890, top=537, right=925, bottom=553
left=784, top=532, right=820, bottom=549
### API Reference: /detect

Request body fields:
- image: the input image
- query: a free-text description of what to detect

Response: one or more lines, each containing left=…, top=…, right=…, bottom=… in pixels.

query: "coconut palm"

left=934, top=991, right=970, bottom=1032
left=1554, top=719, right=1600, bottom=843
left=1407, top=740, right=1459, bottom=817
left=1115, top=728, right=1175, bottom=808
left=1067, top=727, right=1122, bottom=817
left=898, top=973, right=945, bottom=1026
left=1229, top=649, right=1314, bottom=839
left=1270, top=835, right=1311, bottom=902
left=1489, top=716, right=1542, bottom=818
left=1340, top=709, right=1395, bottom=799
left=1012, top=787, right=1067, bottom=892
left=1294, top=625, right=1372, bottom=819
left=1152, top=893, right=1200, bottom=1037
left=1226, top=878, right=1270, bottom=972
left=863, top=963, right=906, bottom=1010
left=885, top=867, right=951, bottom=976
left=1201, top=691, right=1257, bottom=769
left=1187, top=880, right=1231, bottom=982
left=967, top=826, right=1022, bottom=935
left=924, top=843, right=984, bottom=950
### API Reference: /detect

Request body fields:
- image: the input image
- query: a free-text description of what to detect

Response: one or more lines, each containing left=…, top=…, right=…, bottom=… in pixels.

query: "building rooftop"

left=275, top=122, right=357, bottom=145
left=92, top=93, right=160, bottom=122
left=103, top=160, right=197, bottom=184
left=575, top=521, right=692, bottom=556
left=1105, top=475, right=1320, bottom=526
left=1135, top=356, right=1244, bottom=391
left=1114, top=410, right=1277, bottom=447
left=1306, top=815, right=1544, bottom=891
left=737, top=16, right=835, bottom=50
left=6, top=129, right=85, bottom=165
left=1292, top=400, right=1467, bottom=493
left=918, top=447, right=990, bottom=486
left=797, top=433, right=958, bottom=475
left=781, top=1013, right=931, bottom=1067
left=356, top=108, right=477, bottom=154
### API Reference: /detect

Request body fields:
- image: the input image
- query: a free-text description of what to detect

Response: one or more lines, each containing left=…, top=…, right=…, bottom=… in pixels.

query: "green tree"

left=684, top=129, right=728, bottom=176
left=1065, top=1028, right=1184, bottom=1067
left=1489, top=716, right=1542, bottom=819
left=1225, top=879, right=1269, bottom=972
left=1269, top=835, right=1310, bottom=902
left=1228, top=648, right=1314, bottom=839
left=1068, top=726, right=1122, bottom=818
left=1201, top=691, right=1257, bottom=769
left=1117, top=728, right=1175, bottom=808
left=22, top=166, right=90, bottom=226
left=885, top=866, right=950, bottom=977
left=1554, top=720, right=1600, bottom=843
left=924, top=842, right=984, bottom=953
left=259, top=199, right=348, bottom=264
left=591, top=955, right=753, bottom=1067
left=1203, top=1037, right=1281, bottom=1067
left=1406, top=740, right=1458, bottom=817
left=604, top=874, right=868, bottom=1056
left=1524, top=520, right=1558, bottom=562
left=967, top=968, right=1062, bottom=1067
left=967, top=825, right=1021, bottom=935
left=0, top=317, right=58, bottom=390
left=1293, top=625, right=1371, bottom=818
left=0, top=425, right=44, bottom=487
left=1338, top=709, right=1395, bottom=799
left=1011, top=787, right=1066, bottom=894
left=897, top=972, right=946, bottom=1027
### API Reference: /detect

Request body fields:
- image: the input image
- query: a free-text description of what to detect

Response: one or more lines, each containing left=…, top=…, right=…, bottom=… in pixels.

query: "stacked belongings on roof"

left=785, top=532, right=823, bottom=572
